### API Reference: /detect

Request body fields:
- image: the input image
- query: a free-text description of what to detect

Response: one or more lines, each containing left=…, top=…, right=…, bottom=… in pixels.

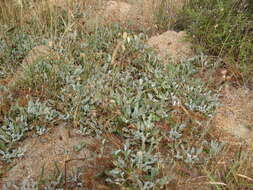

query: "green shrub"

left=174, top=0, right=253, bottom=84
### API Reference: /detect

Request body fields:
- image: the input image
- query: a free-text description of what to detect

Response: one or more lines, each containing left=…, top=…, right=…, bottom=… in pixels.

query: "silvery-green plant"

left=3, top=31, right=37, bottom=66
left=106, top=142, right=170, bottom=189
left=169, top=124, right=186, bottom=140
left=0, top=147, right=26, bottom=162
left=57, top=26, right=218, bottom=159
left=35, top=125, right=48, bottom=136
left=0, top=99, right=59, bottom=160
left=27, top=99, right=59, bottom=121
left=3, top=177, right=37, bottom=190
left=209, top=140, right=225, bottom=156
left=173, top=144, right=203, bottom=165
left=202, top=140, right=225, bottom=161
left=0, top=24, right=221, bottom=188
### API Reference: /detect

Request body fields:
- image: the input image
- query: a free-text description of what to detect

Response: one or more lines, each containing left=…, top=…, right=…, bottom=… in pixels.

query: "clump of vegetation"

left=0, top=99, right=59, bottom=162
left=0, top=29, right=39, bottom=77
left=174, top=0, right=253, bottom=85
left=153, top=0, right=185, bottom=32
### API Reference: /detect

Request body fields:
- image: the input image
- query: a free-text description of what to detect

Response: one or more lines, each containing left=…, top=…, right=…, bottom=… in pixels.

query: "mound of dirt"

left=2, top=123, right=94, bottom=187
left=214, top=86, right=253, bottom=144
left=147, top=30, right=193, bottom=63
left=101, top=0, right=138, bottom=26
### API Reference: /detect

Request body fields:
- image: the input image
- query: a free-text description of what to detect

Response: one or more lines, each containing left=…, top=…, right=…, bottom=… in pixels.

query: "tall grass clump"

left=153, top=0, right=185, bottom=32
left=174, top=0, right=253, bottom=86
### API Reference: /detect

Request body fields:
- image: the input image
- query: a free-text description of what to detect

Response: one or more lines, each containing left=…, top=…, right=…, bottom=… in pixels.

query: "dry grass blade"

left=236, top=174, right=253, bottom=182
left=206, top=181, right=227, bottom=186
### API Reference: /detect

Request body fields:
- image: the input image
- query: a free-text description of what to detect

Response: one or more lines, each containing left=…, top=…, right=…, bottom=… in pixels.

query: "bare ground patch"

left=2, top=123, right=95, bottom=187
left=214, top=85, right=253, bottom=146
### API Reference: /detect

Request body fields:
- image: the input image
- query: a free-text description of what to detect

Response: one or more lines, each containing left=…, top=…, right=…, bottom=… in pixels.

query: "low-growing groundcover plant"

left=0, top=25, right=236, bottom=189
